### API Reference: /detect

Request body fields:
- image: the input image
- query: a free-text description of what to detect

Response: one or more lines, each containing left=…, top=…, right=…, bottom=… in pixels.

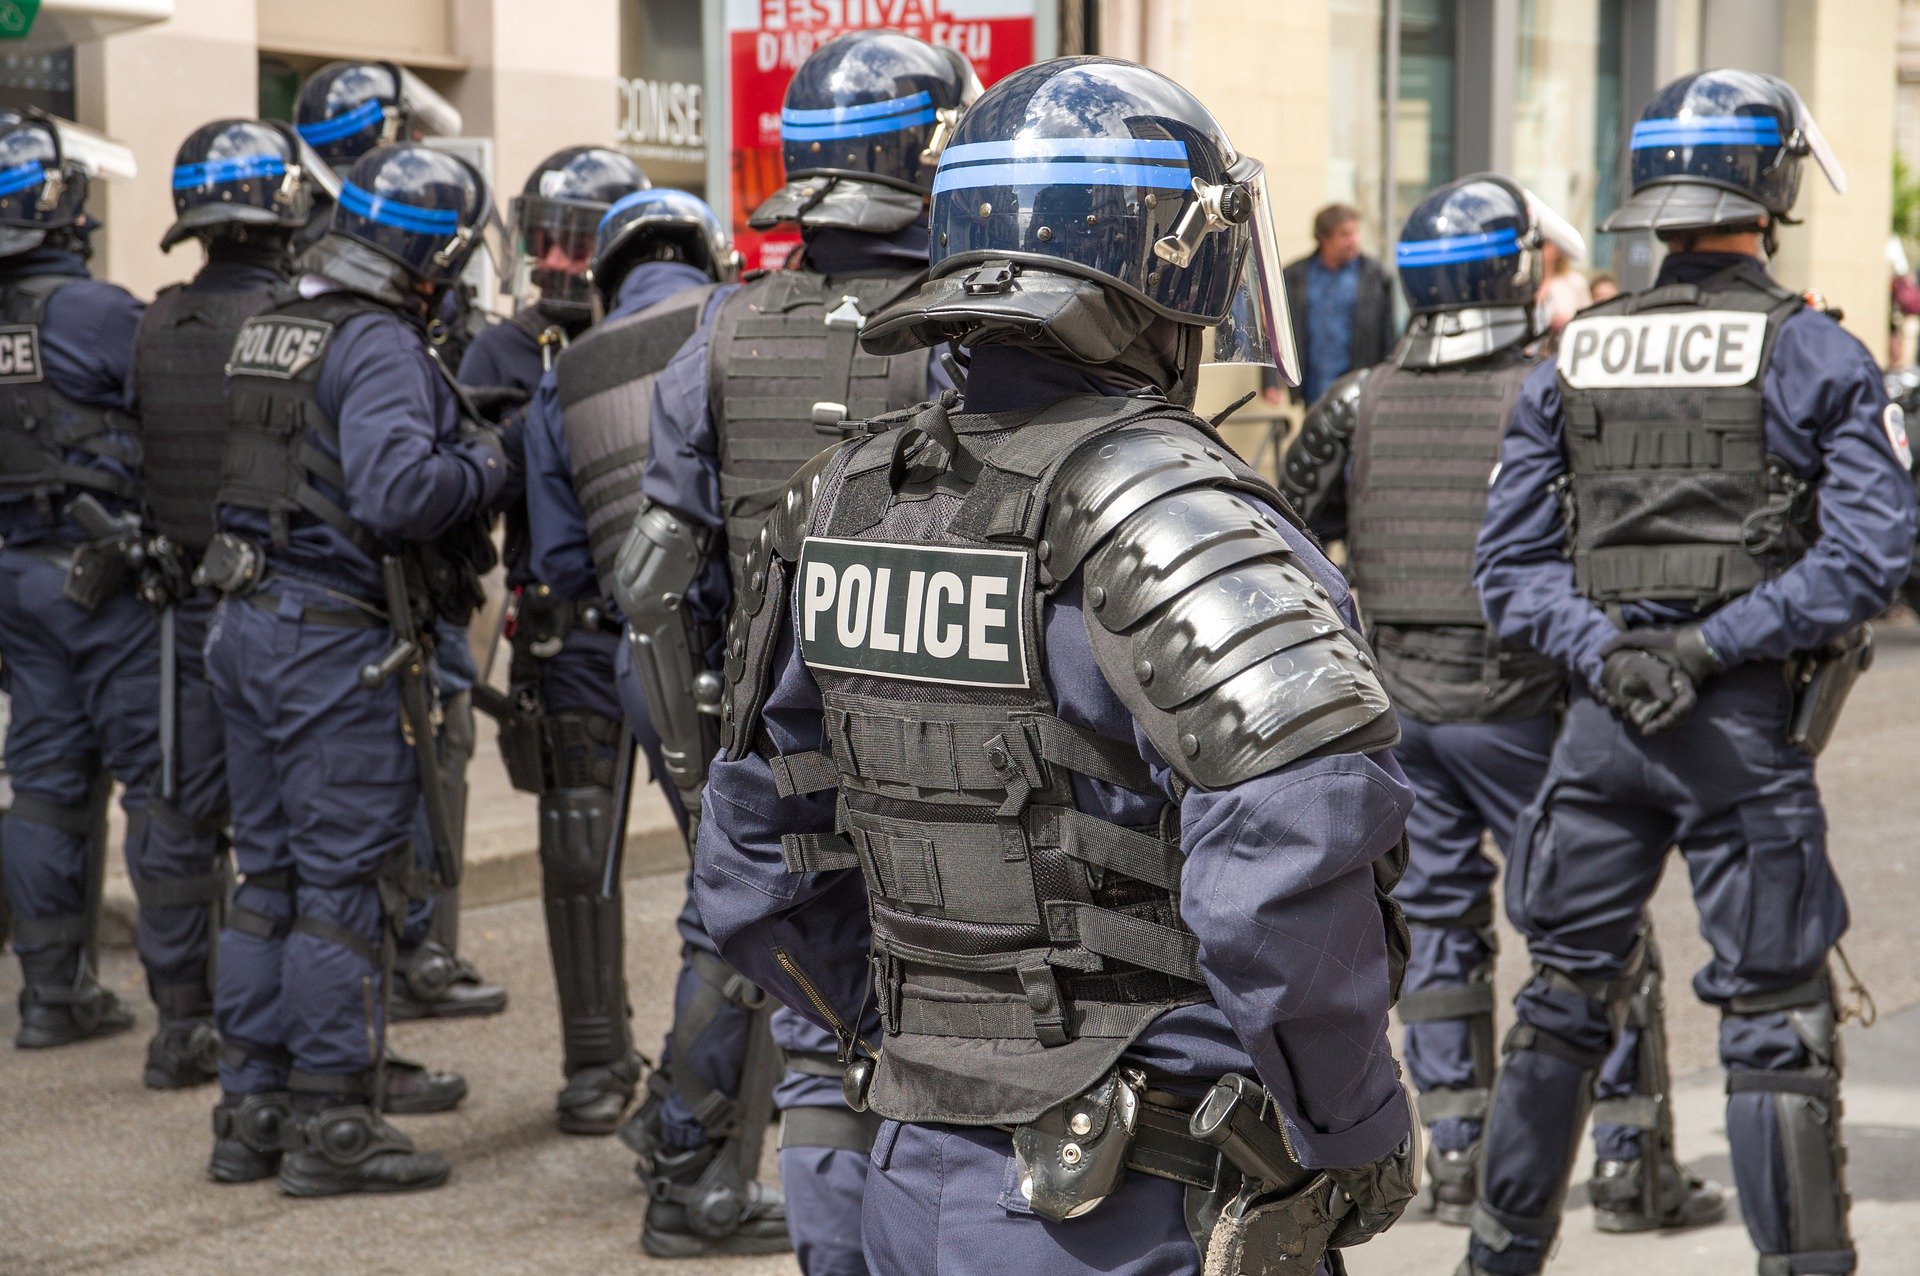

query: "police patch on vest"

left=226, top=316, right=334, bottom=379
left=0, top=323, right=44, bottom=384
left=798, top=537, right=1031, bottom=689
left=1560, top=311, right=1766, bottom=389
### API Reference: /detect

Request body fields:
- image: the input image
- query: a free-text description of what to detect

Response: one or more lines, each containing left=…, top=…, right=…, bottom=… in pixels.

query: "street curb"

left=94, top=827, right=693, bottom=951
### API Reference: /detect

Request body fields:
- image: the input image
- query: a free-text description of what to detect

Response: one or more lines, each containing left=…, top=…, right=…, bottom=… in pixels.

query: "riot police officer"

left=1465, top=71, right=1916, bottom=1275
left=478, top=161, right=688, bottom=1141
left=117, top=118, right=336, bottom=1089
left=202, top=143, right=504, bottom=1195
left=611, top=29, right=978, bottom=1270
left=0, top=113, right=163, bottom=1064
left=1282, top=174, right=1725, bottom=1234
left=293, top=60, right=504, bottom=1024
left=688, top=54, right=1420, bottom=1272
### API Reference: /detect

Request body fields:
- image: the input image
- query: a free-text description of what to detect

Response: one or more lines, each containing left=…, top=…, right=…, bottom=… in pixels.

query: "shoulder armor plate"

left=1052, top=427, right=1395, bottom=790
left=1280, top=366, right=1367, bottom=515
left=723, top=437, right=857, bottom=759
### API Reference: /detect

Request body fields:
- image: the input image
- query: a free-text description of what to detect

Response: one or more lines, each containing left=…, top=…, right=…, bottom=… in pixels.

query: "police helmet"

left=862, top=56, right=1300, bottom=392
left=306, top=144, right=494, bottom=308
left=161, top=118, right=341, bottom=252
left=1602, top=69, right=1845, bottom=235
left=294, top=61, right=464, bottom=170
left=1394, top=174, right=1586, bottom=368
left=508, top=146, right=649, bottom=323
left=0, top=111, right=135, bottom=258
left=750, top=28, right=981, bottom=235
left=589, top=187, right=735, bottom=309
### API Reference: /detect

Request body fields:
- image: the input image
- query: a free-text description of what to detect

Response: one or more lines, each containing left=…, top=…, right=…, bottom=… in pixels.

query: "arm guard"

left=615, top=502, right=720, bottom=829
left=1049, top=428, right=1397, bottom=791
left=1279, top=367, right=1367, bottom=534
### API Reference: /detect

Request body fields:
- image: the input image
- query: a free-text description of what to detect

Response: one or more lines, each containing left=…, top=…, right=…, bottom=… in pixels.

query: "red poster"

left=727, top=0, right=1038, bottom=270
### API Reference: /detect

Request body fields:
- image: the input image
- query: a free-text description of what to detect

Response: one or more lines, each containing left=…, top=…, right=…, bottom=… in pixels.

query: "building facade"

left=0, top=0, right=1895, bottom=349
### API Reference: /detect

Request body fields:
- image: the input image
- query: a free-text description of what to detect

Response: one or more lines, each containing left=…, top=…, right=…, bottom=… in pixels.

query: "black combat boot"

left=378, top=1050, right=469, bottom=1115
left=145, top=1015, right=220, bottom=1088
left=387, top=938, right=507, bottom=1021
left=208, top=1090, right=294, bottom=1183
left=639, top=1141, right=791, bottom=1258
left=14, top=948, right=133, bottom=1048
left=1426, top=1142, right=1479, bottom=1226
left=556, top=1049, right=644, bottom=1136
left=277, top=1096, right=451, bottom=1197
left=1589, top=1156, right=1730, bottom=1232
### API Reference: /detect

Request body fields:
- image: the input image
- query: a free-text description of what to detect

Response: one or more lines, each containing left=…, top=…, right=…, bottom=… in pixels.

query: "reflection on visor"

left=1793, top=99, right=1847, bottom=195
left=1523, top=188, right=1587, bottom=262
left=1207, top=162, right=1301, bottom=385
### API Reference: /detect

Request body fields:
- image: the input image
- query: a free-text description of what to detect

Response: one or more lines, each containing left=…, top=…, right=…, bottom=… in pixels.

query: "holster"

left=1198, top=1176, right=1348, bottom=1276
left=1786, top=627, right=1872, bottom=755
left=495, top=688, right=547, bottom=794
left=193, top=531, right=263, bottom=596
left=62, top=538, right=128, bottom=612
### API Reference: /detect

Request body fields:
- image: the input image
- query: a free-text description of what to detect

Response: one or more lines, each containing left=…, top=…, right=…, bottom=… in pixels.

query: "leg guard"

left=1470, top=961, right=1620, bottom=1274
left=131, top=794, right=230, bottom=1020
left=277, top=1093, right=452, bottom=1198
left=1400, top=904, right=1499, bottom=1226
left=426, top=689, right=474, bottom=955
left=1726, top=975, right=1855, bottom=1276
left=209, top=1089, right=295, bottom=1184
left=538, top=781, right=633, bottom=1073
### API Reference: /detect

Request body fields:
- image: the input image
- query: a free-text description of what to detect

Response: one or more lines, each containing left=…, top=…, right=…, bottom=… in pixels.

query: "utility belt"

left=868, top=1062, right=1352, bottom=1273
left=1785, top=627, right=1872, bottom=756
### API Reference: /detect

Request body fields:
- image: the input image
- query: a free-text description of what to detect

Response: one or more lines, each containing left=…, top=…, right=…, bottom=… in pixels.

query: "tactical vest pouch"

left=1012, top=1067, right=1142, bottom=1222
left=61, top=538, right=128, bottom=612
left=1787, top=627, right=1872, bottom=756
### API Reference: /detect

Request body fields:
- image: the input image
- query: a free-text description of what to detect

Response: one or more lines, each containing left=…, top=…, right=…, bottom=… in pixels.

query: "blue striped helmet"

left=162, top=118, right=329, bottom=251
left=328, top=143, right=492, bottom=287
left=777, top=28, right=979, bottom=196
left=1396, top=174, right=1585, bottom=314
left=1602, top=69, right=1845, bottom=234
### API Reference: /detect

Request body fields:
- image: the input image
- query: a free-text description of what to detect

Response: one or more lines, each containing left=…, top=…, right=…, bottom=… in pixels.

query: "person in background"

left=1535, top=238, right=1592, bottom=339
left=1588, top=272, right=1620, bottom=305
left=1263, top=201, right=1396, bottom=407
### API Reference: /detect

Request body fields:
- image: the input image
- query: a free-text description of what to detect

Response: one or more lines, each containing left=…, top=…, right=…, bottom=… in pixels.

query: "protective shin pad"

left=539, top=786, right=632, bottom=1069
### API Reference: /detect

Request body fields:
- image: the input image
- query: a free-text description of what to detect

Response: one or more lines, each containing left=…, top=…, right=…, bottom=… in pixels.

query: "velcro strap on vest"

left=779, top=1103, right=883, bottom=1154
left=1726, top=1067, right=1837, bottom=1100
left=1054, top=809, right=1182, bottom=893
left=1591, top=1095, right=1663, bottom=1130
left=130, top=869, right=225, bottom=910
left=894, top=984, right=1155, bottom=1041
left=769, top=749, right=839, bottom=798
left=1045, top=902, right=1203, bottom=985
left=1418, top=1087, right=1491, bottom=1124
left=1398, top=981, right=1496, bottom=1024
left=780, top=832, right=860, bottom=874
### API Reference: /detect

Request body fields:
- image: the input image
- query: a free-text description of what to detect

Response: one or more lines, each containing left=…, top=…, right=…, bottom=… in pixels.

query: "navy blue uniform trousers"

left=1394, top=712, right=1640, bottom=1161
left=0, top=549, right=221, bottom=1007
left=206, top=582, right=420, bottom=1091
left=1474, top=665, right=1847, bottom=1271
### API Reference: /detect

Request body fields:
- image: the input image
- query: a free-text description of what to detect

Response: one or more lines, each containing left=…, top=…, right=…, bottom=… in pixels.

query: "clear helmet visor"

left=1524, top=187, right=1588, bottom=262
left=1791, top=97, right=1847, bottom=195
left=394, top=65, right=463, bottom=139
left=291, top=133, right=341, bottom=203
left=509, top=194, right=601, bottom=310
left=1206, top=160, right=1301, bottom=386
left=44, top=117, right=135, bottom=183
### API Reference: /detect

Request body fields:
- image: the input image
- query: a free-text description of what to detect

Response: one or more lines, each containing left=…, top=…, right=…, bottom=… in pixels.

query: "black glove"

left=1325, top=1132, right=1420, bottom=1249
left=1598, top=624, right=1721, bottom=736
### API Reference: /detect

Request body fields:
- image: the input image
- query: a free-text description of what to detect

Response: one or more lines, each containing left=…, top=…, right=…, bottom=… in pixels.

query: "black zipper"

left=775, top=947, right=874, bottom=1060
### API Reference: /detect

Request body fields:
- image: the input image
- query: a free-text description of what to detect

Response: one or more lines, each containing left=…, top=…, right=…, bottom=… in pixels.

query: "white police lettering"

left=226, top=317, right=334, bottom=380
left=1559, top=311, right=1767, bottom=389
left=0, top=323, right=43, bottom=384
left=798, top=537, right=1030, bottom=689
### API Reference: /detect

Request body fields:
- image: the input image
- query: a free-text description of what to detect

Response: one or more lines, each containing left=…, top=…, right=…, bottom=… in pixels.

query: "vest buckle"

left=962, top=261, right=1017, bottom=294
left=823, top=295, right=866, bottom=330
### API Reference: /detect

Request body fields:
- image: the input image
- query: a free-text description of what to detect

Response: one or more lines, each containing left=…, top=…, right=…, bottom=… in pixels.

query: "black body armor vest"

left=1558, top=264, right=1811, bottom=608
left=220, top=289, right=494, bottom=621
left=134, top=282, right=280, bottom=554
left=708, top=270, right=924, bottom=592
left=0, top=275, right=139, bottom=511
left=765, top=398, right=1301, bottom=1126
left=555, top=284, right=716, bottom=598
left=1350, top=353, right=1564, bottom=722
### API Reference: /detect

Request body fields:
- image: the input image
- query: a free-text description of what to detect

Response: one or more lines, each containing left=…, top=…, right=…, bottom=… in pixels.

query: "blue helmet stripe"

left=781, top=108, right=937, bottom=142
left=941, top=138, right=1189, bottom=165
left=0, top=160, right=44, bottom=199
left=596, top=187, right=718, bottom=234
left=1630, top=117, right=1781, bottom=148
left=780, top=91, right=933, bottom=126
left=933, top=161, right=1194, bottom=195
left=296, top=99, right=387, bottom=146
left=1396, top=228, right=1522, bottom=268
left=338, top=180, right=460, bottom=235
left=172, top=155, right=287, bottom=191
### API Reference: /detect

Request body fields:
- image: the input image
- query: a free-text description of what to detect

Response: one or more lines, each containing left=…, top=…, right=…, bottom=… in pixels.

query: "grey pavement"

left=6, top=616, right=1920, bottom=1272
